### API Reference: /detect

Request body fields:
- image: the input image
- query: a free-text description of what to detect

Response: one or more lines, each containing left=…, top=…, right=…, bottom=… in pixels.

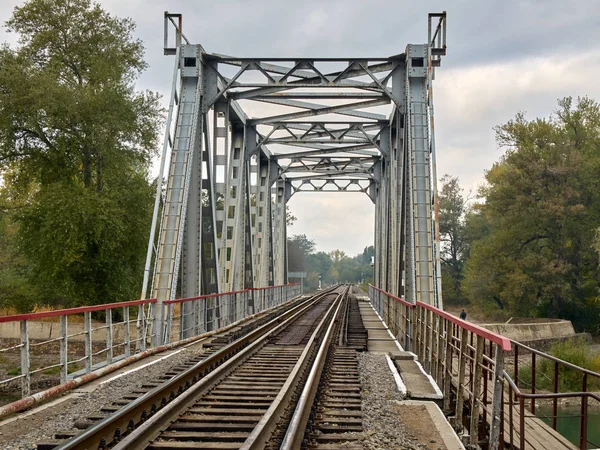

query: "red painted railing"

left=369, top=284, right=599, bottom=449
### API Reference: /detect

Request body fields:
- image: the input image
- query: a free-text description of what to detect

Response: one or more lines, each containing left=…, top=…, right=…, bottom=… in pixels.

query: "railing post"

left=191, top=299, right=198, bottom=336
left=455, top=326, right=469, bottom=431
left=426, top=309, right=433, bottom=372
left=513, top=344, right=519, bottom=400
left=247, top=289, right=252, bottom=316
left=420, top=307, right=427, bottom=363
left=106, top=309, right=113, bottom=365
left=531, top=352, right=536, bottom=414
left=436, top=315, right=444, bottom=386
left=150, top=302, right=157, bottom=348
left=20, top=320, right=30, bottom=398
left=580, top=373, right=588, bottom=450
left=469, top=335, right=484, bottom=446
left=123, top=306, right=131, bottom=358
left=489, top=343, right=505, bottom=450
left=509, top=383, right=514, bottom=449
left=166, top=303, right=174, bottom=344
left=443, top=319, right=453, bottom=412
left=192, top=300, right=198, bottom=335
left=84, top=311, right=92, bottom=373
left=519, top=396, right=525, bottom=450
left=136, top=304, right=144, bottom=352
left=552, top=360, right=559, bottom=430
left=60, top=315, right=68, bottom=383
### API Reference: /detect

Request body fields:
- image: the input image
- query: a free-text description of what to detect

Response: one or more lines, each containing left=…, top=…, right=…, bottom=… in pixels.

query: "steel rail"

left=240, top=287, right=347, bottom=449
left=280, top=286, right=349, bottom=449
left=53, top=287, right=337, bottom=450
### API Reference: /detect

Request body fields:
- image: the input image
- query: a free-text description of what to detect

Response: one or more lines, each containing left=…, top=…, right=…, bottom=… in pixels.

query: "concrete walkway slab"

left=367, top=329, right=395, bottom=340
left=358, top=298, right=443, bottom=401
left=393, top=400, right=465, bottom=450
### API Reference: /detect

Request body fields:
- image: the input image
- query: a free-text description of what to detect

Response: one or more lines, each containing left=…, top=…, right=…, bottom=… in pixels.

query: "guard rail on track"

left=0, top=283, right=300, bottom=401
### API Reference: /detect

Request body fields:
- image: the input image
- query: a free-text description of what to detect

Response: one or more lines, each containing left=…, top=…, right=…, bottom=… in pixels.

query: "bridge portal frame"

left=143, top=12, right=447, bottom=344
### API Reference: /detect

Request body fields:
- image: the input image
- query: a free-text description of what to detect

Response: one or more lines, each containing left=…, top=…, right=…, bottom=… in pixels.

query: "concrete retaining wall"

left=479, top=319, right=576, bottom=342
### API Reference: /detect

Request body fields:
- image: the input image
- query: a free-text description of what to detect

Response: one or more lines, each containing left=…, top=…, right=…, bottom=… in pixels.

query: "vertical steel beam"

left=253, top=152, right=274, bottom=288
left=151, top=45, right=203, bottom=343
left=200, top=115, right=220, bottom=296
left=406, top=44, right=435, bottom=305
left=273, top=179, right=290, bottom=285
left=220, top=126, right=246, bottom=292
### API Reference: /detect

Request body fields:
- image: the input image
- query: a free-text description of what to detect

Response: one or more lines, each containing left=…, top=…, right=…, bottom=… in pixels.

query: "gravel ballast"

left=0, top=345, right=206, bottom=450
left=359, top=352, right=448, bottom=450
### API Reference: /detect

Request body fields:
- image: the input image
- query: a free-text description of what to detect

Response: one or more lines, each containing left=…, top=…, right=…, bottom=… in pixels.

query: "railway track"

left=40, top=286, right=369, bottom=450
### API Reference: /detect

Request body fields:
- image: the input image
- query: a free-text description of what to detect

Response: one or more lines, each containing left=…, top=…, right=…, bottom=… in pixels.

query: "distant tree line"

left=440, top=97, right=600, bottom=333
left=287, top=234, right=374, bottom=290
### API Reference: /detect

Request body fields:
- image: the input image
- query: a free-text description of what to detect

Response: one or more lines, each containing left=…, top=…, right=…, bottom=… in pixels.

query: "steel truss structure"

left=142, top=12, right=447, bottom=343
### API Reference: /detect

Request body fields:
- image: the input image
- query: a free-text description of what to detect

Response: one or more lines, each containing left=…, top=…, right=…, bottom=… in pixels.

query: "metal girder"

left=249, top=98, right=390, bottom=125
left=290, top=178, right=373, bottom=197
left=144, top=12, right=447, bottom=338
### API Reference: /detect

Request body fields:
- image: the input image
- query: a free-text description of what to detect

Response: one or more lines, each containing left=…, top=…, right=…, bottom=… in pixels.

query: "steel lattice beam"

left=143, top=11, right=447, bottom=343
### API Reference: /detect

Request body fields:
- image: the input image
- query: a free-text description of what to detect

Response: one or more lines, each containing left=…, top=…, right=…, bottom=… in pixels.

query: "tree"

left=462, top=97, right=600, bottom=331
left=438, top=175, right=469, bottom=304
left=329, top=249, right=347, bottom=264
left=286, top=205, right=297, bottom=227
left=0, top=0, right=162, bottom=309
left=287, top=234, right=316, bottom=272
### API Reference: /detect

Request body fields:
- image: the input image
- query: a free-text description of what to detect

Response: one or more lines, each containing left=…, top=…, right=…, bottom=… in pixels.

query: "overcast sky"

left=2, top=0, right=600, bottom=256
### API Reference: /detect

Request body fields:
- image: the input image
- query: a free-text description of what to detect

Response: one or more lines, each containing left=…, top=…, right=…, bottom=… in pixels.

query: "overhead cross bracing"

left=142, top=12, right=447, bottom=344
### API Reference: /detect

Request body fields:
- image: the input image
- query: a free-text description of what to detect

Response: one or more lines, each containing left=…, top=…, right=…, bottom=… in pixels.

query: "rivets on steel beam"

left=98, top=438, right=106, bottom=450
left=127, top=419, right=135, bottom=431
left=113, top=427, right=121, bottom=442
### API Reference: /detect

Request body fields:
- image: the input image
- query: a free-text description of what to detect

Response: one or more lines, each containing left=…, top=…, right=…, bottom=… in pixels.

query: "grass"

left=518, top=338, right=600, bottom=393
left=43, top=366, right=61, bottom=375
left=6, top=367, right=21, bottom=376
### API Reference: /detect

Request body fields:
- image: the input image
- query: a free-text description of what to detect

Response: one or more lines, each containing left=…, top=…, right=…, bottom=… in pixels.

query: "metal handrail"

left=512, top=340, right=600, bottom=379
left=0, top=283, right=301, bottom=403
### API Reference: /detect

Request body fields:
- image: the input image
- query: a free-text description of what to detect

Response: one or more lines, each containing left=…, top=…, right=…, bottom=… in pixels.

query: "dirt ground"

left=0, top=338, right=132, bottom=406
left=395, top=403, right=448, bottom=450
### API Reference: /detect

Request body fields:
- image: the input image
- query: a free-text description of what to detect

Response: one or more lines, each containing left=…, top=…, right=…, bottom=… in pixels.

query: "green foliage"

left=518, top=339, right=600, bottom=392
left=286, top=235, right=373, bottom=290
left=7, top=367, right=21, bottom=376
left=462, top=97, right=600, bottom=331
left=0, top=192, right=40, bottom=312
left=0, top=0, right=162, bottom=309
left=287, top=234, right=316, bottom=271
left=438, top=174, right=469, bottom=305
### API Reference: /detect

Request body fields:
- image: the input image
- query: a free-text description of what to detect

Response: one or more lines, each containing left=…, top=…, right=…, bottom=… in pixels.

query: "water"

left=536, top=405, right=600, bottom=448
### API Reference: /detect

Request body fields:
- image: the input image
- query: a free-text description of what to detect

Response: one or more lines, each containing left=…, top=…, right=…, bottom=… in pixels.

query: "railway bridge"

left=0, top=11, right=598, bottom=450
